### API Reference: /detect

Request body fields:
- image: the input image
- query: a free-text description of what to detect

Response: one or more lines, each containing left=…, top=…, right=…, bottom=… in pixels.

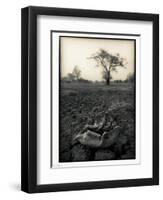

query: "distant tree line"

left=113, top=73, right=135, bottom=83
left=125, top=73, right=135, bottom=82
left=61, top=63, right=134, bottom=84
left=62, top=65, right=92, bottom=83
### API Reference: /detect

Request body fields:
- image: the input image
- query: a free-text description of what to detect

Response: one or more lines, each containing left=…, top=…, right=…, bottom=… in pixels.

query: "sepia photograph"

left=58, top=35, right=136, bottom=163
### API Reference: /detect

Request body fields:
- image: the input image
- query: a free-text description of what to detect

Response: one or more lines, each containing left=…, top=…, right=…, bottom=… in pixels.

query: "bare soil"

left=59, top=82, right=135, bottom=162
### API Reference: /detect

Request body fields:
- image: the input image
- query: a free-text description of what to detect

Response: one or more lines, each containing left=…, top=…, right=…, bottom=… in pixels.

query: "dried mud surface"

left=59, top=82, right=135, bottom=162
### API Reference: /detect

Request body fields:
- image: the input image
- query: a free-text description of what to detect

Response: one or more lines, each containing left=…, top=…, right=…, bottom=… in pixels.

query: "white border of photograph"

left=51, top=31, right=141, bottom=169
left=37, top=15, right=153, bottom=185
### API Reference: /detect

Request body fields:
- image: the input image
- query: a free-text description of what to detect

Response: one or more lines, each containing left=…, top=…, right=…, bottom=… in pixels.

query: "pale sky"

left=60, top=37, right=135, bottom=81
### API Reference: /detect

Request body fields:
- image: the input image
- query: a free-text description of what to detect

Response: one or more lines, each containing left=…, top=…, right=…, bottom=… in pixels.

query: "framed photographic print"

left=21, top=6, right=159, bottom=193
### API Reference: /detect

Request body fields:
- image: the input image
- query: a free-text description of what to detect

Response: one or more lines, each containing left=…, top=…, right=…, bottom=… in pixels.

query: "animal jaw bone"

left=73, top=126, right=121, bottom=149
left=82, top=116, right=106, bottom=134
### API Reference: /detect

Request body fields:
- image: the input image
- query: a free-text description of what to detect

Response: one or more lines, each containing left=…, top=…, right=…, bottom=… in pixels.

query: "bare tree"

left=126, top=72, right=135, bottom=83
left=102, top=71, right=112, bottom=83
left=72, top=65, right=81, bottom=80
left=67, top=73, right=75, bottom=81
left=89, top=49, right=126, bottom=85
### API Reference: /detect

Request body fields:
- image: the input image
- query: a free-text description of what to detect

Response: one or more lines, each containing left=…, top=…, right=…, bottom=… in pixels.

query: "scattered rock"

left=95, top=149, right=116, bottom=160
left=117, top=135, right=128, bottom=146
left=120, top=150, right=135, bottom=159
left=71, top=144, right=91, bottom=161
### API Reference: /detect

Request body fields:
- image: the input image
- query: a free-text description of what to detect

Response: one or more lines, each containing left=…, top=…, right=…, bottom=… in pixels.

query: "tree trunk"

left=106, top=71, right=110, bottom=85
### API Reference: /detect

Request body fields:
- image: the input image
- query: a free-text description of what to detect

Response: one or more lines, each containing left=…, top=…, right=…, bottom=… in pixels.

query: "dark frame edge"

left=152, top=14, right=159, bottom=185
left=24, top=5, right=158, bottom=21
left=21, top=6, right=37, bottom=193
left=21, top=7, right=30, bottom=193
left=33, top=178, right=156, bottom=193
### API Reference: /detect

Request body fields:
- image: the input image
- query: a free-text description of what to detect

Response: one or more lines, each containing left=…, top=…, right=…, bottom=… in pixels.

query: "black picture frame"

left=21, top=6, right=159, bottom=193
